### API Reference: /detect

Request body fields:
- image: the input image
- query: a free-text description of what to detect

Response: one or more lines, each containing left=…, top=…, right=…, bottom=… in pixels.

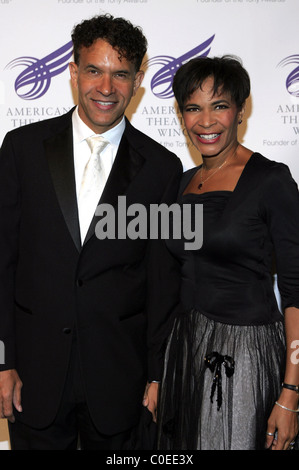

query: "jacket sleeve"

left=0, top=132, right=21, bottom=371
left=145, top=157, right=183, bottom=382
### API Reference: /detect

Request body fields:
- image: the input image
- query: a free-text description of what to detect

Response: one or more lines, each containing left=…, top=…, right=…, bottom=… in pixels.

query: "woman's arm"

left=266, top=306, right=299, bottom=450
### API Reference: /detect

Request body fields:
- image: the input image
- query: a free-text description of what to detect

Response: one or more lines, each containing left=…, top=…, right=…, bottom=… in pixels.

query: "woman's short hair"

left=173, top=55, right=250, bottom=112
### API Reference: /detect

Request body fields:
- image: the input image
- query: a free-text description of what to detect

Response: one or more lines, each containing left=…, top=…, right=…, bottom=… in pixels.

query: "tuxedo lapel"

left=44, top=122, right=81, bottom=252
left=83, top=132, right=146, bottom=245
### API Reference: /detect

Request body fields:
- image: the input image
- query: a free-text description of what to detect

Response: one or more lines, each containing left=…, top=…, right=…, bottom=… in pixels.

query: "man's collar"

left=72, top=106, right=126, bottom=147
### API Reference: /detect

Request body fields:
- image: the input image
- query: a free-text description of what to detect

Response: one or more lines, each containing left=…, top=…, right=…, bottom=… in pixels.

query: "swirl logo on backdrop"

left=274, top=54, right=299, bottom=142
left=141, top=35, right=215, bottom=154
left=145, top=35, right=214, bottom=100
left=278, top=55, right=299, bottom=98
left=263, top=54, right=299, bottom=152
left=5, top=41, right=73, bottom=100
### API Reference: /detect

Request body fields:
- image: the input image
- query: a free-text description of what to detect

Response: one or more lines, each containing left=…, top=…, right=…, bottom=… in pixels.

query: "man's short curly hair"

left=71, top=14, right=147, bottom=71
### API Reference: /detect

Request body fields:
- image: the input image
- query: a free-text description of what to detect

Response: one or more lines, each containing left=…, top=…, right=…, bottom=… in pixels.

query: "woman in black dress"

left=157, top=56, right=299, bottom=450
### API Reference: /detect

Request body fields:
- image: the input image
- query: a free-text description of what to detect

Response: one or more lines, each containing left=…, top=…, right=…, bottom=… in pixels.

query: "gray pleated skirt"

left=157, top=309, right=293, bottom=450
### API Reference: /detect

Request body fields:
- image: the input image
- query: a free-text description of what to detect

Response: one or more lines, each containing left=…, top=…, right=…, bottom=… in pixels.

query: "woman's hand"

left=265, top=389, right=298, bottom=450
left=143, top=382, right=159, bottom=422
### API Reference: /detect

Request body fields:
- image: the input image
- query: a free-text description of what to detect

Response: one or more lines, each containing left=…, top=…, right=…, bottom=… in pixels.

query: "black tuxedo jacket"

left=0, top=108, right=182, bottom=434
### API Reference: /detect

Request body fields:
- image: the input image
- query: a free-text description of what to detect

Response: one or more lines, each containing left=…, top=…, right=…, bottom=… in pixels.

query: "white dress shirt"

left=72, top=106, right=125, bottom=242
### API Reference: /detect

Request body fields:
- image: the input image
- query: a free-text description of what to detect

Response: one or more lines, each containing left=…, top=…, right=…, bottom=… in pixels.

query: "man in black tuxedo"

left=0, top=14, right=182, bottom=449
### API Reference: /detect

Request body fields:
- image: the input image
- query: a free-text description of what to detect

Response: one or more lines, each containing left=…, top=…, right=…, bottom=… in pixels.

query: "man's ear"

left=69, top=62, right=79, bottom=90
left=133, top=70, right=144, bottom=96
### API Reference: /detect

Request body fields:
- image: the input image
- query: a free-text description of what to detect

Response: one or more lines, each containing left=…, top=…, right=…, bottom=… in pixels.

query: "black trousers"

left=9, top=339, right=134, bottom=450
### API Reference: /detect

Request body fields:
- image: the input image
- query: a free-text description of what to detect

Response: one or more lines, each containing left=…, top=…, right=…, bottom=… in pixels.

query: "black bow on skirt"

left=204, top=352, right=235, bottom=410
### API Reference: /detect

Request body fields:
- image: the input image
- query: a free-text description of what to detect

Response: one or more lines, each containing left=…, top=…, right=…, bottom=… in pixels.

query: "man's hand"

left=143, top=382, right=159, bottom=422
left=0, top=369, right=22, bottom=423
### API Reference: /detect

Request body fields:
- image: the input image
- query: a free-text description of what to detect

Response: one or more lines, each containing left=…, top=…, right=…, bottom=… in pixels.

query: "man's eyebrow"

left=84, top=64, right=131, bottom=73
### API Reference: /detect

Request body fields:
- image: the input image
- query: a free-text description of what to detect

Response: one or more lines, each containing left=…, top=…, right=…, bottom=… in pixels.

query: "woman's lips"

left=196, top=133, right=221, bottom=144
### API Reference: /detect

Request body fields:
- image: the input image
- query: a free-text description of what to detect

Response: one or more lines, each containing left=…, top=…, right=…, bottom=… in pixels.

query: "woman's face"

left=182, top=76, right=244, bottom=158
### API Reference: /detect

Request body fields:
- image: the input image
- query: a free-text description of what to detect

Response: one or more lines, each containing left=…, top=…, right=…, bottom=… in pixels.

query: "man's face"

left=69, top=39, right=144, bottom=134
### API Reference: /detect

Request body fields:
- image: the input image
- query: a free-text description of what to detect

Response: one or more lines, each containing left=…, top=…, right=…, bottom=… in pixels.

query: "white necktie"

left=78, top=135, right=109, bottom=242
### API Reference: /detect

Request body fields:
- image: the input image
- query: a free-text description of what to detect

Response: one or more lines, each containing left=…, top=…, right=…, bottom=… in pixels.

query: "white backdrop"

left=0, top=0, right=299, bottom=449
